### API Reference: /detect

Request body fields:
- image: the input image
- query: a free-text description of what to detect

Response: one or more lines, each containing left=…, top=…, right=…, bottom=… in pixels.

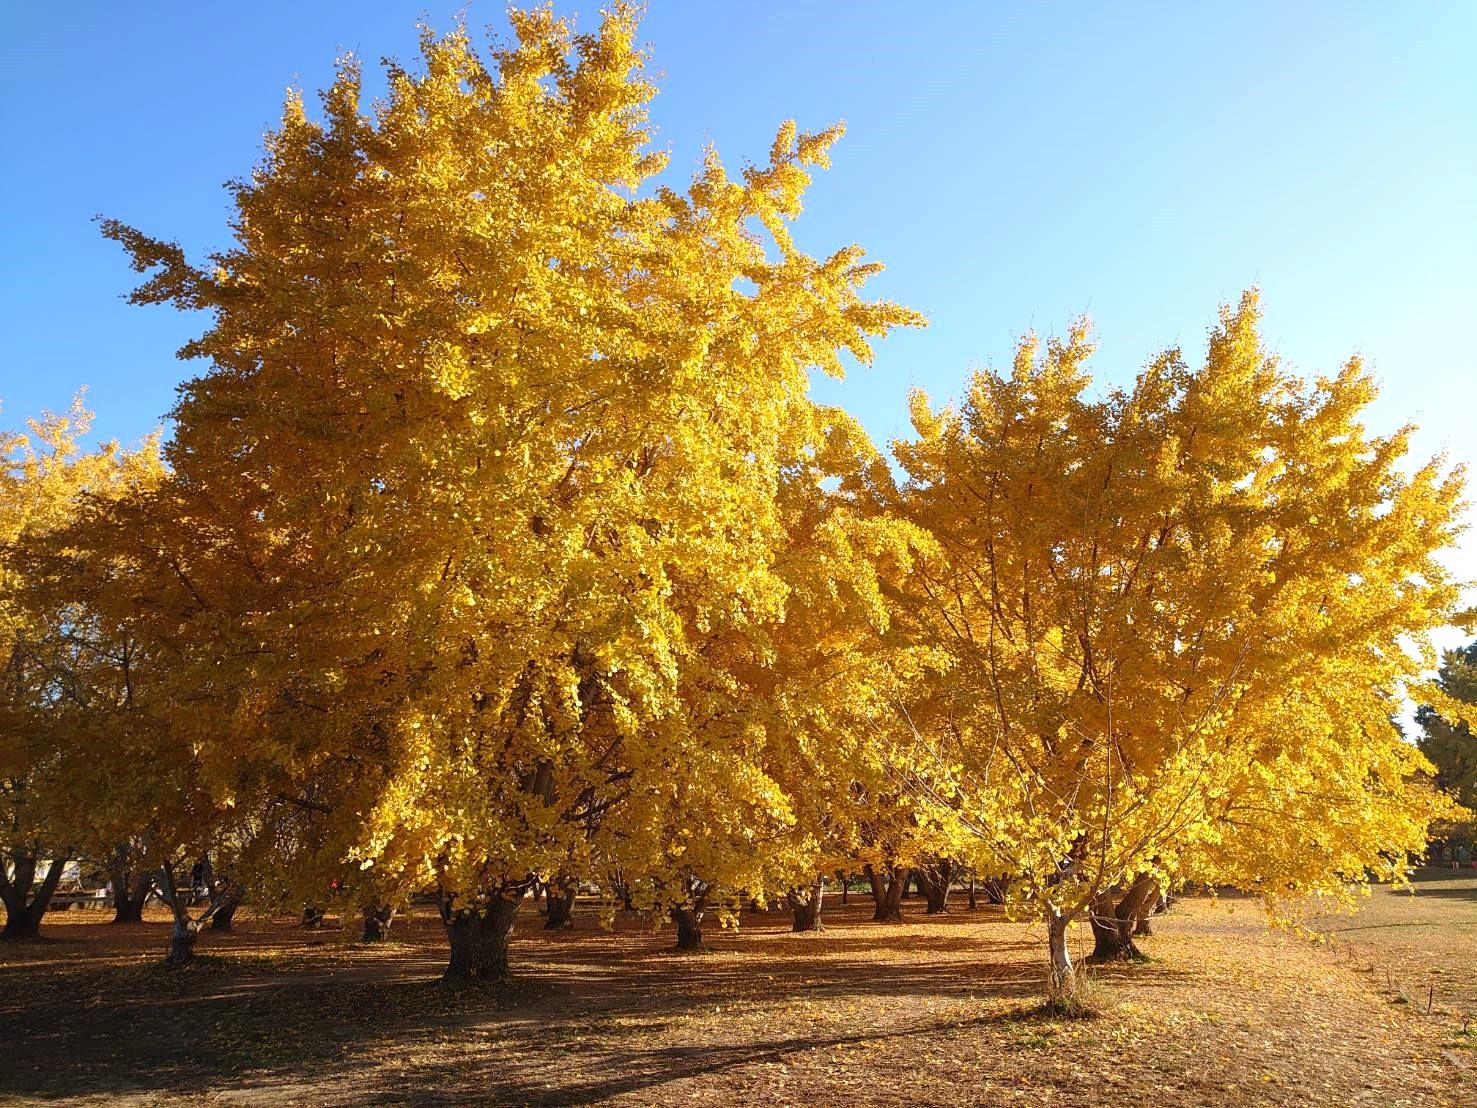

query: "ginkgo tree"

left=97, top=4, right=919, bottom=981
left=0, top=400, right=164, bottom=940
left=608, top=406, right=943, bottom=944
left=892, top=292, right=1466, bottom=1004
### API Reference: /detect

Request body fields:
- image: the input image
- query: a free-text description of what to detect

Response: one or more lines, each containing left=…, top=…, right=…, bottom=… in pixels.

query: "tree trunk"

left=671, top=904, right=705, bottom=951
left=0, top=855, right=66, bottom=940
left=1047, top=909, right=1077, bottom=1007
left=917, top=860, right=954, bottom=914
left=442, top=897, right=521, bottom=985
left=1133, top=886, right=1167, bottom=936
left=865, top=864, right=907, bottom=923
left=167, top=916, right=201, bottom=965
left=608, top=874, right=634, bottom=911
left=111, top=871, right=151, bottom=923
left=543, top=876, right=577, bottom=931
left=787, top=879, right=825, bottom=932
left=208, top=883, right=242, bottom=931
left=967, top=874, right=977, bottom=910
left=865, top=865, right=885, bottom=916
left=107, top=845, right=152, bottom=924
left=158, top=858, right=224, bottom=966
left=1089, top=873, right=1158, bottom=961
left=361, top=903, right=395, bottom=942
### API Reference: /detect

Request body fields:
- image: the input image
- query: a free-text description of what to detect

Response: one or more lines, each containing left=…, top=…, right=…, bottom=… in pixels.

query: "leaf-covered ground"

left=3, top=872, right=1473, bottom=1106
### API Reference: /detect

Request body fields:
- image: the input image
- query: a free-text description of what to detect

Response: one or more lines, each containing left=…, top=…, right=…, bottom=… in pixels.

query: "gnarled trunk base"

left=917, top=860, right=955, bottom=915
left=0, top=857, right=66, bottom=941
left=787, top=879, right=825, bottom=932
left=361, top=904, right=395, bottom=942
left=865, top=865, right=907, bottom=923
left=443, top=899, right=520, bottom=985
left=1088, top=874, right=1159, bottom=962
left=167, top=919, right=201, bottom=966
left=544, top=878, right=577, bottom=931
left=210, top=899, right=240, bottom=931
left=672, top=903, right=705, bottom=951
left=109, top=868, right=151, bottom=924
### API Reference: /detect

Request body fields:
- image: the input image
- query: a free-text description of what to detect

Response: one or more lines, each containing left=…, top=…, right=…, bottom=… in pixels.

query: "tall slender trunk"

left=158, top=858, right=223, bottom=966
left=543, top=876, right=577, bottom=930
left=1047, top=909, right=1076, bottom=1004
left=865, top=865, right=885, bottom=915
left=442, top=894, right=522, bottom=985
left=787, top=878, right=825, bottom=932
left=0, top=855, right=66, bottom=940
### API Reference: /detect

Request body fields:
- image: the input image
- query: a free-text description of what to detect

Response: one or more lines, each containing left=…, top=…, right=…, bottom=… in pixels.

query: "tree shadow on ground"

left=359, top=1005, right=1049, bottom=1106
left=3, top=901, right=1210, bottom=1104
left=1402, top=884, right=1477, bottom=903
left=2, top=907, right=1086, bottom=1103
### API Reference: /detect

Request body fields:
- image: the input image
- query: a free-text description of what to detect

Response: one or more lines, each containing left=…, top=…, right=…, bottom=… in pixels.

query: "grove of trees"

left=2, top=5, right=1470, bottom=1009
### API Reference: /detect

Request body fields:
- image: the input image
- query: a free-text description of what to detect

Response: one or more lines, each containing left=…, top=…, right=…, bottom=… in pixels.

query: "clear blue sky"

left=2, top=2, right=1474, bottom=595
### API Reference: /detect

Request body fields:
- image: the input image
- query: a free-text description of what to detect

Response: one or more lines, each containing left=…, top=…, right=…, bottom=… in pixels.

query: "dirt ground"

left=3, top=873, right=1473, bottom=1106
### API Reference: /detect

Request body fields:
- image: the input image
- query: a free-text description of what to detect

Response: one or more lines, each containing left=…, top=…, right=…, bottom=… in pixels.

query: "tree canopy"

left=890, top=292, right=1466, bottom=983
left=0, top=4, right=1468, bottom=1008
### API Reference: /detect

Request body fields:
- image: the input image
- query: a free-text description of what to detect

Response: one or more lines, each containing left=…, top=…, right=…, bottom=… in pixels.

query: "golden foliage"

left=892, top=291, right=1466, bottom=964
left=0, top=7, right=1464, bottom=985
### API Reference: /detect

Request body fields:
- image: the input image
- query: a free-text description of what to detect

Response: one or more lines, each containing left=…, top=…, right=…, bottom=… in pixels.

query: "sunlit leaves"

left=894, top=291, right=1466, bottom=929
